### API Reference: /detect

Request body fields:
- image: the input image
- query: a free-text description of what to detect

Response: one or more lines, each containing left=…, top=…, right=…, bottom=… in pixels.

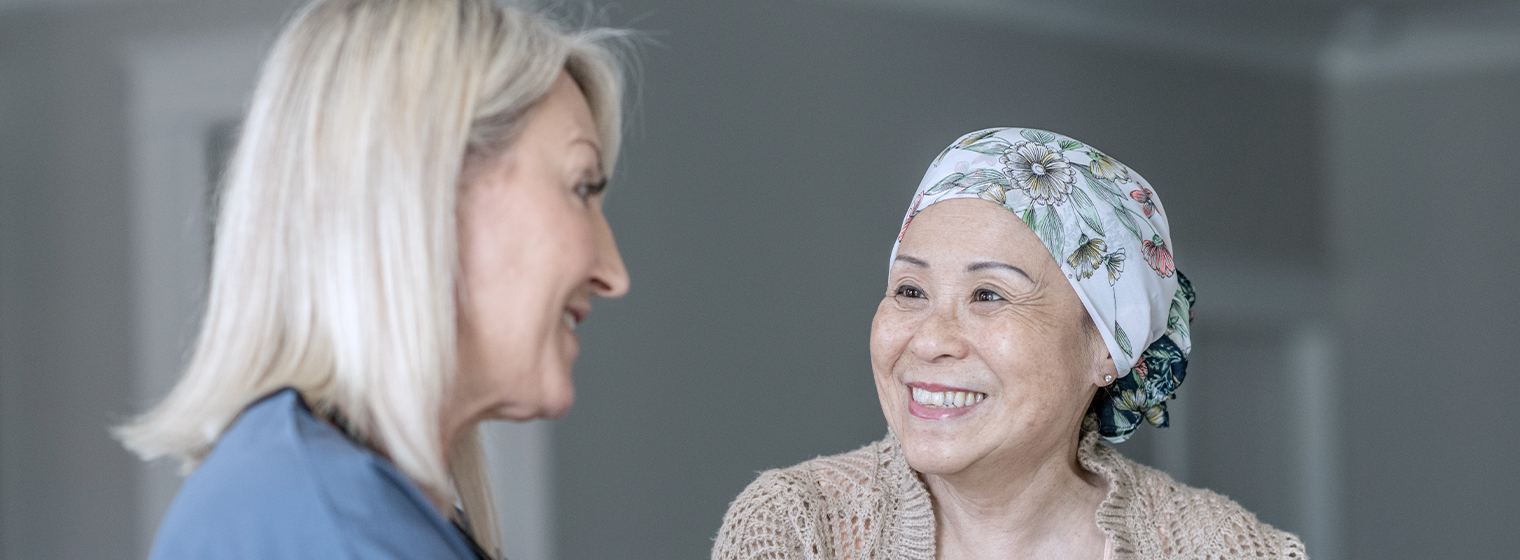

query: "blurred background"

left=2, top=0, right=1517, bottom=558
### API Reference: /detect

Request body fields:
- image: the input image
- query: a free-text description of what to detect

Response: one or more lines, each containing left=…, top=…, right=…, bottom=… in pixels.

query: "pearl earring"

left=1103, top=375, right=1114, bottom=384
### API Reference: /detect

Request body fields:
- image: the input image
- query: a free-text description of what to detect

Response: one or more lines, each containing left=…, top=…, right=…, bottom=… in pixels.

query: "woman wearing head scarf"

left=114, top=0, right=630, bottom=558
left=713, top=128, right=1305, bottom=559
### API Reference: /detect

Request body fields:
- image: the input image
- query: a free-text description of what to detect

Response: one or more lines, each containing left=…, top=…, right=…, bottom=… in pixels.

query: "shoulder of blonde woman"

left=713, top=433, right=1308, bottom=560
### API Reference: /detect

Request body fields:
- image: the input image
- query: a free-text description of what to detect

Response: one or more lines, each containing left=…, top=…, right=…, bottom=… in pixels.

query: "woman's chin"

left=487, top=380, right=574, bottom=421
left=898, top=435, right=978, bottom=476
left=888, top=418, right=979, bottom=475
left=537, top=371, right=576, bottom=419
left=539, top=395, right=574, bottom=419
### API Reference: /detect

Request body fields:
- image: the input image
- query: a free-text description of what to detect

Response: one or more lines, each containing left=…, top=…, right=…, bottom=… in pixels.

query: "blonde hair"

left=115, top=0, right=627, bottom=554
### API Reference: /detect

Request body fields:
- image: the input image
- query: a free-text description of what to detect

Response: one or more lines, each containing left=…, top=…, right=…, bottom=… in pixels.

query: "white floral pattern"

left=1001, top=141, right=1076, bottom=205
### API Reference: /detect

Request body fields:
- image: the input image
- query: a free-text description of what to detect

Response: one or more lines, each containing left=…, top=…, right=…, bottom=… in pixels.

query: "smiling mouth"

left=910, top=387, right=987, bottom=409
left=562, top=304, right=590, bottom=332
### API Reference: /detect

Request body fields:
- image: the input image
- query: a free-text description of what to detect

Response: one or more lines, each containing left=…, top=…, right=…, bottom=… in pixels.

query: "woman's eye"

left=895, top=285, right=925, bottom=299
left=973, top=288, right=1002, bottom=302
left=574, top=178, right=607, bottom=201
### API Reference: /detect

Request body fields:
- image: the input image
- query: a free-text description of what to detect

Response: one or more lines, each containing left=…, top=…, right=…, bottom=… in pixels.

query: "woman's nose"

left=589, top=213, right=630, bottom=298
left=907, top=302, right=970, bottom=363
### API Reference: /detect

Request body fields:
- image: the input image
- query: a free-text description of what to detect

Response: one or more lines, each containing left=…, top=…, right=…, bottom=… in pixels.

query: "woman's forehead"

left=897, top=199, right=1051, bottom=267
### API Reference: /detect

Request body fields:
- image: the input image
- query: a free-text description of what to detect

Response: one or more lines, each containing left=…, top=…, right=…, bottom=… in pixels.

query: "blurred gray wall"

left=1324, top=13, right=1520, bottom=555
left=0, top=3, right=296, bottom=558
left=0, top=1, right=1516, bottom=559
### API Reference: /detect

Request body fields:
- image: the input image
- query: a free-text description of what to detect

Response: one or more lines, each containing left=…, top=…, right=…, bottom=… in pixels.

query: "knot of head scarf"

left=889, top=127, right=1195, bottom=443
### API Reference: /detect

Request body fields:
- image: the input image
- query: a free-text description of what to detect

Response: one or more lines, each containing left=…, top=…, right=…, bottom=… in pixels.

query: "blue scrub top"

left=149, top=388, right=486, bottom=560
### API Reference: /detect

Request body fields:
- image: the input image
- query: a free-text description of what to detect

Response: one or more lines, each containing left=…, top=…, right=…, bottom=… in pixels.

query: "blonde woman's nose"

left=591, top=215, right=629, bottom=298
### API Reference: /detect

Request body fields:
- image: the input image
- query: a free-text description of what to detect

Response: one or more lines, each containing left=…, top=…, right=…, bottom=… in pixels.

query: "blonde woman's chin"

left=535, top=375, right=576, bottom=420
left=508, top=366, right=577, bottom=422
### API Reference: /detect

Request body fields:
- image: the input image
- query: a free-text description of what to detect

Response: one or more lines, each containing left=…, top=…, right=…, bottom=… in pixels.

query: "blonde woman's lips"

left=563, top=304, right=589, bottom=330
left=562, top=306, right=587, bottom=347
left=906, top=382, right=987, bottom=420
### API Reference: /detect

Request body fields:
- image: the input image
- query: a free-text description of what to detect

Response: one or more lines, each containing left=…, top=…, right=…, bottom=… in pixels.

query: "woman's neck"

left=923, top=432, right=1110, bottom=560
left=321, top=400, right=460, bottom=518
left=437, top=406, right=485, bottom=517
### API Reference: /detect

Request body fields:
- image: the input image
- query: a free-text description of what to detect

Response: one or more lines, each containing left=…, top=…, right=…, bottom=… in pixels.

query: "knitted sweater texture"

left=713, top=431, right=1306, bottom=560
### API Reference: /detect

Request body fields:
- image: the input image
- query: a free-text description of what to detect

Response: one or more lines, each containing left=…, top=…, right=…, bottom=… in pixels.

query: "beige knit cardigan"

left=712, top=430, right=1306, bottom=560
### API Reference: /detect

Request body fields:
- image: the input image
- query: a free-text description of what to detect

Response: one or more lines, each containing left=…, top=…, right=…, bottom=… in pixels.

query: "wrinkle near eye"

left=965, top=277, right=1047, bottom=324
left=968, top=274, right=1037, bottom=302
left=988, top=283, right=1069, bottom=334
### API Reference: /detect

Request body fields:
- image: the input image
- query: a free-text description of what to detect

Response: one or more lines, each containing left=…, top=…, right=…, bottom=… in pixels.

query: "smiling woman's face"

left=872, top=199, right=1111, bottom=476
left=453, top=72, right=629, bottom=424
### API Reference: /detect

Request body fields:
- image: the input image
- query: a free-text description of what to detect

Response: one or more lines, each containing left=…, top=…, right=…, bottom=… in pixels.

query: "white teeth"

left=910, top=387, right=988, bottom=409
left=563, top=311, right=576, bottom=330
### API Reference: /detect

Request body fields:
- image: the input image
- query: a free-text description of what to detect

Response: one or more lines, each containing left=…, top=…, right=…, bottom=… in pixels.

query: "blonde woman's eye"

left=973, top=288, right=1002, bottom=302
left=575, top=178, right=607, bottom=201
left=895, top=285, right=925, bottom=299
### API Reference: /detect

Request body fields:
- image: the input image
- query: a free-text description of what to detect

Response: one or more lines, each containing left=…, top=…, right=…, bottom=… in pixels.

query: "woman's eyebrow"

left=967, top=261, right=1031, bottom=281
left=894, top=255, right=929, bottom=268
left=571, top=137, right=606, bottom=176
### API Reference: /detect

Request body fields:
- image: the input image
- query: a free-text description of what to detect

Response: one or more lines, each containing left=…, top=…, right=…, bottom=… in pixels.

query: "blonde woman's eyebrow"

left=571, top=136, right=602, bottom=157
left=967, top=261, right=1031, bottom=281
left=570, top=137, right=606, bottom=178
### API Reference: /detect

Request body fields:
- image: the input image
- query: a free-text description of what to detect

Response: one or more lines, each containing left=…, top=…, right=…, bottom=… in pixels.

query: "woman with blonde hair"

left=115, top=0, right=631, bottom=557
left=714, top=128, right=1304, bottom=559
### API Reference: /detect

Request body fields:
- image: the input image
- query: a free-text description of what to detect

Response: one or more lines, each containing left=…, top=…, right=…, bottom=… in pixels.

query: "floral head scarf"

left=889, top=127, right=1196, bottom=443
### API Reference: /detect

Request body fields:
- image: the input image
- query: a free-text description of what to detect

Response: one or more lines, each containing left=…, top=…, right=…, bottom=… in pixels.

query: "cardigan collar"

left=880, top=426, right=1139, bottom=559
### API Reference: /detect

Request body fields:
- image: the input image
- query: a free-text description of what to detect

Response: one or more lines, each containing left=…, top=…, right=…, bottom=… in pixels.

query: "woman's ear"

left=1085, top=320, right=1116, bottom=386
left=1095, top=352, right=1116, bottom=386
